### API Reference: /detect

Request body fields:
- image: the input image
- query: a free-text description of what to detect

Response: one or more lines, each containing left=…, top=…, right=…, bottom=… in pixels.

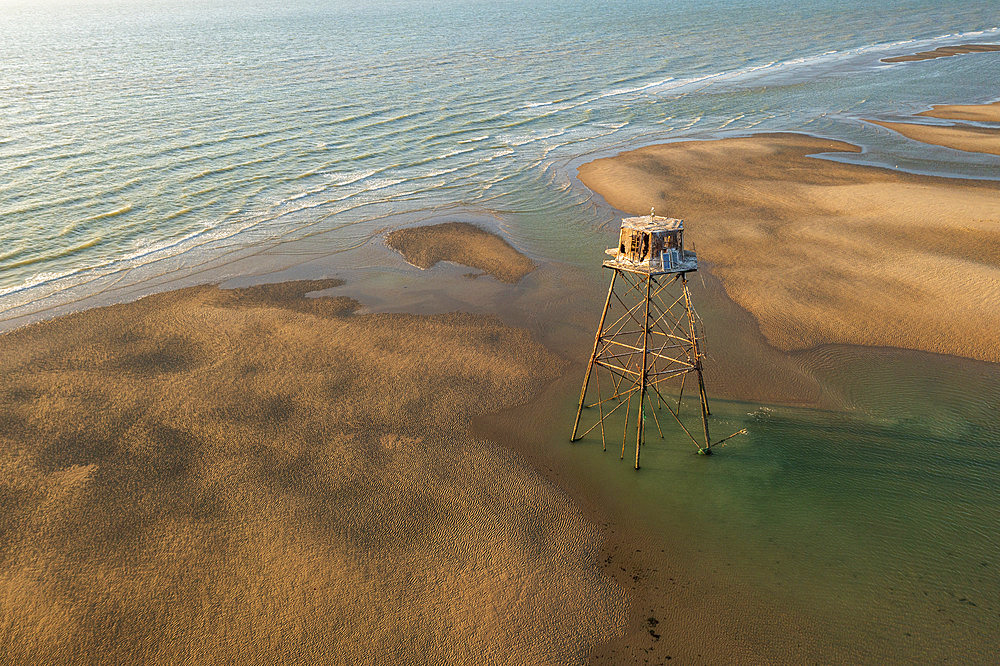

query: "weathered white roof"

left=621, top=215, right=683, bottom=232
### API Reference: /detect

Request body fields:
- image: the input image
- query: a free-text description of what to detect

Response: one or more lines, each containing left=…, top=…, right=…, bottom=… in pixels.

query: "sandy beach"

left=577, top=129, right=1000, bottom=362
left=0, top=275, right=626, bottom=663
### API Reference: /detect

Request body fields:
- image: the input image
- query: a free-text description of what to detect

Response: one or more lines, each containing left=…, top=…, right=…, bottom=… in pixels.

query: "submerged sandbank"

left=578, top=132, right=1000, bottom=362
left=386, top=221, right=535, bottom=283
left=0, top=280, right=625, bottom=663
left=881, top=43, right=1000, bottom=63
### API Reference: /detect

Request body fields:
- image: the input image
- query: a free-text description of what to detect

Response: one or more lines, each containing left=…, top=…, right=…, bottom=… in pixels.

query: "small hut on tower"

left=605, top=211, right=697, bottom=273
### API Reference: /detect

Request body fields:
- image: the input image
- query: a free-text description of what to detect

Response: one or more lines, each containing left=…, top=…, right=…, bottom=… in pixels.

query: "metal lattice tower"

left=570, top=213, right=715, bottom=468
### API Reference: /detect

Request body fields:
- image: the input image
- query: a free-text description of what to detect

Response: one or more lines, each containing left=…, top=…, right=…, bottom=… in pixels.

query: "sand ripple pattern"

left=0, top=281, right=626, bottom=663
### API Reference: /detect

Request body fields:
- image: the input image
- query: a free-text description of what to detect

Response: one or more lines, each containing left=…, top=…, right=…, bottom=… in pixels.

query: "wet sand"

left=881, top=43, right=1000, bottom=63
left=386, top=221, right=536, bottom=283
left=0, top=278, right=626, bottom=663
left=577, top=132, right=1000, bottom=363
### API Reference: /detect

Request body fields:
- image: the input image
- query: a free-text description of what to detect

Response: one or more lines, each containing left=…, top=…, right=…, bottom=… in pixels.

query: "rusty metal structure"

left=571, top=211, right=715, bottom=468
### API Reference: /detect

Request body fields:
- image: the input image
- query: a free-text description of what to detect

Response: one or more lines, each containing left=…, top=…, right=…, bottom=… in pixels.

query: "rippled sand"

left=386, top=222, right=536, bottom=283
left=578, top=132, right=1000, bottom=362
left=0, top=279, right=626, bottom=663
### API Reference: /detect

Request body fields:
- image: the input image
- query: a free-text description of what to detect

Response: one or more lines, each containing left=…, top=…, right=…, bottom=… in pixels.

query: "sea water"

left=2, top=0, right=999, bottom=659
left=2, top=0, right=998, bottom=318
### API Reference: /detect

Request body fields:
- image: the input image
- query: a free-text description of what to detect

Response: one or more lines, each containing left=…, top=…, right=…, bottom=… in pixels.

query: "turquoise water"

left=1, top=0, right=999, bottom=320
left=3, top=1, right=1000, bottom=659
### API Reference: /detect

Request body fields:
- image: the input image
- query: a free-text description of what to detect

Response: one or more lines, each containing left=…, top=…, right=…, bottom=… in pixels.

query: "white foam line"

left=593, top=76, right=677, bottom=101
left=717, top=114, right=745, bottom=130
left=285, top=182, right=332, bottom=202
left=502, top=26, right=1000, bottom=127
left=329, top=168, right=381, bottom=187
left=0, top=218, right=257, bottom=300
left=80, top=203, right=133, bottom=224
left=836, top=26, right=1000, bottom=59
left=412, top=164, right=466, bottom=180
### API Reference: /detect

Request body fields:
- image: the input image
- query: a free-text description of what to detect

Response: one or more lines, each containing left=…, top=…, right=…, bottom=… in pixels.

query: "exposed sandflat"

left=867, top=118, right=1000, bottom=155
left=386, top=221, right=535, bottom=283
left=578, top=133, right=1000, bottom=362
left=881, top=43, right=1000, bottom=63
left=0, top=280, right=625, bottom=663
left=917, top=100, right=1000, bottom=122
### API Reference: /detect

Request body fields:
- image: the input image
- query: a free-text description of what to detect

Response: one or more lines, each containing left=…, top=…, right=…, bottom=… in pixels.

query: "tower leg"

left=676, top=371, right=686, bottom=416
left=636, top=273, right=651, bottom=470
left=621, top=391, right=631, bottom=460
left=697, top=366, right=712, bottom=455
left=682, top=275, right=712, bottom=454
left=698, top=370, right=711, bottom=417
left=571, top=270, right=617, bottom=441
left=596, top=370, right=607, bottom=451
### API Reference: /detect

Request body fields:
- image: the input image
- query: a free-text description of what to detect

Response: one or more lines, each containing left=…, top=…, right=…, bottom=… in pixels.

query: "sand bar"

left=881, top=43, right=1000, bottom=63
left=578, top=132, right=1000, bottom=362
left=917, top=100, right=1000, bottom=122
left=867, top=118, right=1000, bottom=155
left=386, top=221, right=535, bottom=283
left=0, top=280, right=625, bottom=663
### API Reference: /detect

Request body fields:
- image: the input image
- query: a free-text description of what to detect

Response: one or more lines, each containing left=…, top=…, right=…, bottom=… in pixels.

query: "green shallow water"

left=556, top=343, right=1000, bottom=660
